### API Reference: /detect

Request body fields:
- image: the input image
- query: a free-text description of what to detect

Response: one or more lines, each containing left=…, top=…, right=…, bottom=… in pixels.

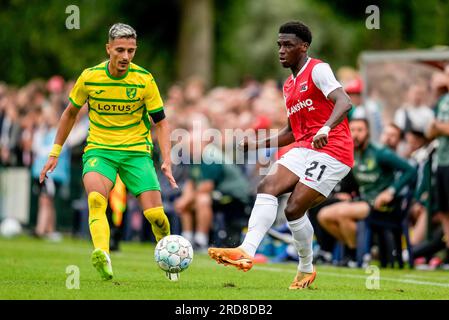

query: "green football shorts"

left=82, top=149, right=160, bottom=196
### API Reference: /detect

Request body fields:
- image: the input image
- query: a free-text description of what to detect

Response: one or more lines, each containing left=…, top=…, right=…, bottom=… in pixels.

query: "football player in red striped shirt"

left=209, top=21, right=353, bottom=289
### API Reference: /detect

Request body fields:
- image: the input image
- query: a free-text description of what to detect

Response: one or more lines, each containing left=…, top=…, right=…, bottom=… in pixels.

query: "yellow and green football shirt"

left=69, top=60, right=164, bottom=154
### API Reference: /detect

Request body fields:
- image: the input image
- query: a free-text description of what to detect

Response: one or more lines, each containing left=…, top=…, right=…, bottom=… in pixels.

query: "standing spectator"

left=427, top=73, right=449, bottom=261
left=408, top=140, right=437, bottom=248
left=394, top=83, right=434, bottom=135
left=31, top=106, right=70, bottom=240
left=0, top=102, right=21, bottom=166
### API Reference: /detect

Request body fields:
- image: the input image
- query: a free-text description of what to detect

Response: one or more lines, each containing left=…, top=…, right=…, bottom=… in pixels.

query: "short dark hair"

left=408, top=130, right=427, bottom=141
left=387, top=122, right=404, bottom=139
left=350, top=117, right=370, bottom=130
left=279, top=21, right=312, bottom=45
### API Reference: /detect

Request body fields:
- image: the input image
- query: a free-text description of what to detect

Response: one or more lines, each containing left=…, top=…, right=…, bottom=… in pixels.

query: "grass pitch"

left=1, top=237, right=448, bottom=300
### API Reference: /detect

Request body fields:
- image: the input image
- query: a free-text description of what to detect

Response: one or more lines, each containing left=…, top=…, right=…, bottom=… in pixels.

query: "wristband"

left=49, top=144, right=62, bottom=158
left=316, top=126, right=331, bottom=137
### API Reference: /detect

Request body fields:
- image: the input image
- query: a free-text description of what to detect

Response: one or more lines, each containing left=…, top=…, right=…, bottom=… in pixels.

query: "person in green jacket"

left=318, top=118, right=416, bottom=258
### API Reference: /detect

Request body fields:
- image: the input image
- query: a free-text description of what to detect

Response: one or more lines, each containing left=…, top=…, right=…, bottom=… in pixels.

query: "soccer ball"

left=154, top=235, right=193, bottom=278
left=0, top=217, right=22, bottom=238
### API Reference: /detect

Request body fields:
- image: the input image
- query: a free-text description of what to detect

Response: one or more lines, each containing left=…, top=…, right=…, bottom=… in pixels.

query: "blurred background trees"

left=1, top=0, right=449, bottom=90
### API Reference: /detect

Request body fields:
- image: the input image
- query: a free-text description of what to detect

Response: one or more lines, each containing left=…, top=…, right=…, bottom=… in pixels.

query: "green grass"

left=0, top=236, right=448, bottom=300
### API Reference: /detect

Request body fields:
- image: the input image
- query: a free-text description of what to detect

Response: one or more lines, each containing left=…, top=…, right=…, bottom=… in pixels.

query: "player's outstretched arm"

left=312, top=88, right=352, bottom=149
left=239, top=118, right=295, bottom=151
left=39, top=103, right=80, bottom=183
left=154, top=118, right=179, bottom=189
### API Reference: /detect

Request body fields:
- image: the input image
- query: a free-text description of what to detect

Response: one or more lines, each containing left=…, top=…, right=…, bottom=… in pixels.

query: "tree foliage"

left=1, top=0, right=448, bottom=89
left=0, top=0, right=179, bottom=90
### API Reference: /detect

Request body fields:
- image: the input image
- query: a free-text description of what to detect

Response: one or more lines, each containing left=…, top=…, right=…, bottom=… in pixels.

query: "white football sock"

left=181, top=231, right=193, bottom=244
left=240, top=193, right=278, bottom=257
left=287, top=214, right=314, bottom=274
left=194, top=232, right=209, bottom=247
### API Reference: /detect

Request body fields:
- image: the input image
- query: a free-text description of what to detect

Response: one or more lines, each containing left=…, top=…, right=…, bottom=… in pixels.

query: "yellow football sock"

left=88, top=192, right=110, bottom=253
left=143, top=206, right=170, bottom=242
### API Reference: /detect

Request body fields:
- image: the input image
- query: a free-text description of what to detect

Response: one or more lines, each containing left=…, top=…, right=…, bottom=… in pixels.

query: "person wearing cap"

left=346, top=77, right=384, bottom=143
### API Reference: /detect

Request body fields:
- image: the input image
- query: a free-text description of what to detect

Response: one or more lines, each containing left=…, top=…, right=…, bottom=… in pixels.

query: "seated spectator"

left=308, top=170, right=359, bottom=265
left=174, top=133, right=250, bottom=251
left=380, top=123, right=403, bottom=152
left=317, top=118, right=415, bottom=265
left=154, top=142, right=190, bottom=237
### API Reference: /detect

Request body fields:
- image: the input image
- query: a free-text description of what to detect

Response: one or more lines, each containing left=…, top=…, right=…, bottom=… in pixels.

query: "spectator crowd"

left=1, top=62, right=449, bottom=270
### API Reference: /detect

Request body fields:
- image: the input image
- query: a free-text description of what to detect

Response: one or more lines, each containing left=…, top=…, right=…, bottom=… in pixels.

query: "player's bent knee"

left=323, top=203, right=348, bottom=219
left=83, top=172, right=113, bottom=198
left=317, top=207, right=333, bottom=224
left=284, top=203, right=306, bottom=221
left=195, top=193, right=212, bottom=207
left=339, top=202, right=369, bottom=219
left=257, top=178, right=278, bottom=195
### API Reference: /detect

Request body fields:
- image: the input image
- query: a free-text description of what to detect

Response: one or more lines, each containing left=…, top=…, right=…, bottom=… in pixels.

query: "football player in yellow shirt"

left=40, top=23, right=178, bottom=280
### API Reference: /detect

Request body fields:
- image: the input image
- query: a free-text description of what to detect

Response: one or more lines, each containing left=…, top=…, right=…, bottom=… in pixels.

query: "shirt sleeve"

left=311, top=63, right=342, bottom=98
left=377, top=147, right=417, bottom=194
left=68, top=70, right=88, bottom=109
left=143, top=74, right=164, bottom=114
left=413, top=158, right=431, bottom=205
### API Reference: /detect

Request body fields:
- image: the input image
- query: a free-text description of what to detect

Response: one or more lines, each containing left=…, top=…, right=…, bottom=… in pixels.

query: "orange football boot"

left=288, top=267, right=316, bottom=290
left=208, top=247, right=254, bottom=272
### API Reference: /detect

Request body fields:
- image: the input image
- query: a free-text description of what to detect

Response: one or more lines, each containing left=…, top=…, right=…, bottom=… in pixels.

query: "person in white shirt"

left=394, top=83, right=434, bottom=135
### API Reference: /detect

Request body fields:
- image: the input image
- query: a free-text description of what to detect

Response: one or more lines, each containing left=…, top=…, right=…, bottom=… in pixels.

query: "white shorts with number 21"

left=276, top=147, right=351, bottom=197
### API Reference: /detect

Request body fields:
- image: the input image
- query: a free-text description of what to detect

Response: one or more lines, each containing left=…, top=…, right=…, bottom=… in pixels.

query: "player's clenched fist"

left=312, top=126, right=330, bottom=149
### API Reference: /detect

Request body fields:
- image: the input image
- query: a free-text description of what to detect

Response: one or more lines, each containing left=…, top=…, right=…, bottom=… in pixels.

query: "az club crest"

left=126, top=88, right=137, bottom=99
left=299, top=81, right=308, bottom=92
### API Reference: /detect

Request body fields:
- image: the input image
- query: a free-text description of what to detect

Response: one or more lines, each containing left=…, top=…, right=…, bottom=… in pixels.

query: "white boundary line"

left=255, top=266, right=449, bottom=288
